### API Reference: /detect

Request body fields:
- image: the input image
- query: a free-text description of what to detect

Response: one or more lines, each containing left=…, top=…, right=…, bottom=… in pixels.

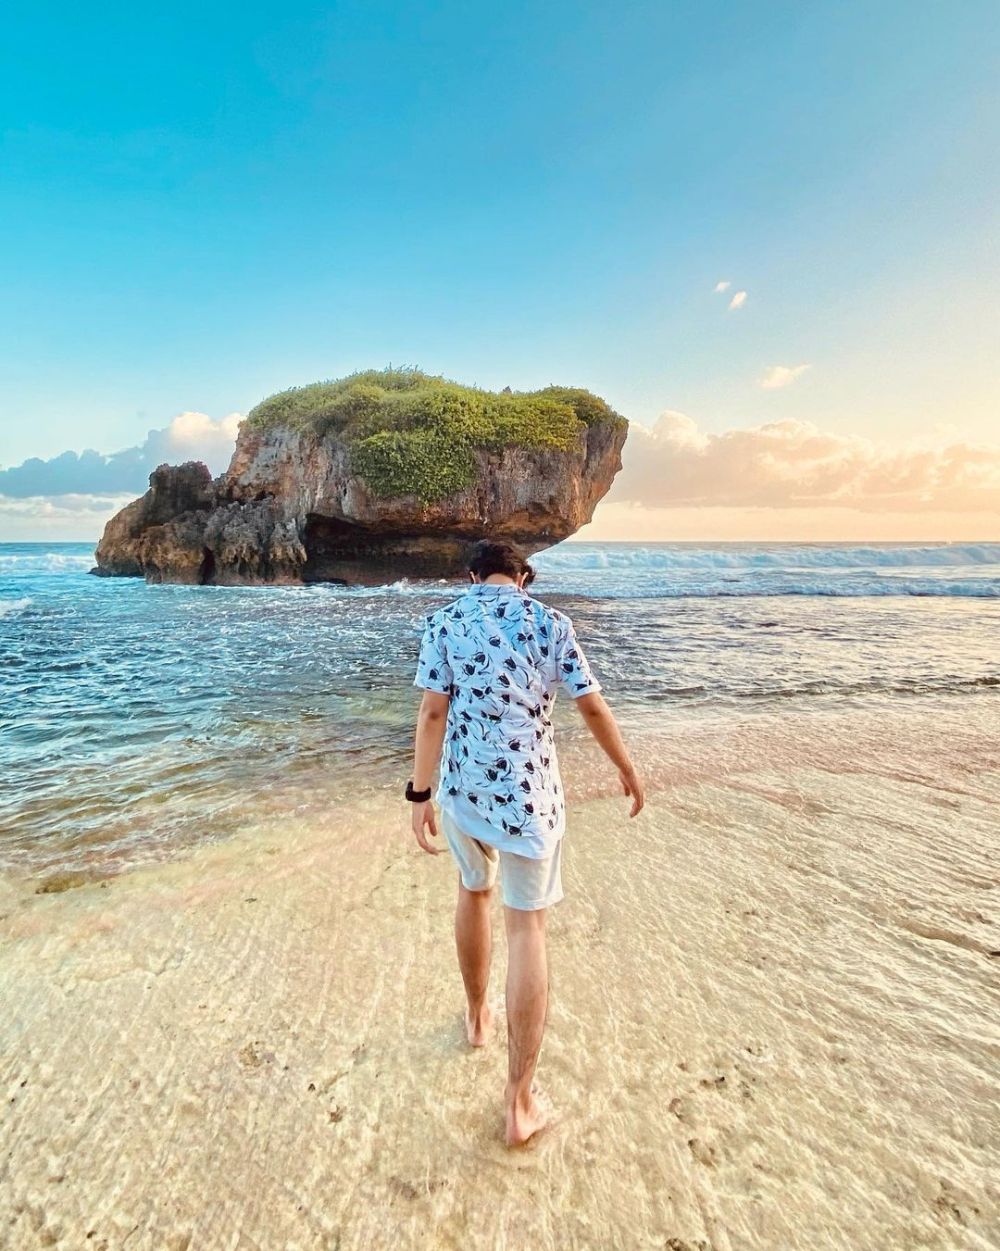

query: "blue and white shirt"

left=413, top=582, right=602, bottom=858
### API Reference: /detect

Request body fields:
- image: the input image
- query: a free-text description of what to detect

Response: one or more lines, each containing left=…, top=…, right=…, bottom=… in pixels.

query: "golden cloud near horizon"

left=579, top=411, right=1000, bottom=542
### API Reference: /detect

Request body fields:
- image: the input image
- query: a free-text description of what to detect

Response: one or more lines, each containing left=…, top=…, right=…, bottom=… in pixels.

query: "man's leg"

left=455, top=879, right=494, bottom=1046
left=504, top=904, right=549, bottom=1146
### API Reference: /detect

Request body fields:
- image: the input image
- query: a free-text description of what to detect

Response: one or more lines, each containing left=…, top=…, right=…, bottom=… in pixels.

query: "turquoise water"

left=2, top=540, right=998, bottom=884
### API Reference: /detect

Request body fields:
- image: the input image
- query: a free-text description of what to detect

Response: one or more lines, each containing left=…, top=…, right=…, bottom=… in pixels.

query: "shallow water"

left=1, top=540, right=998, bottom=884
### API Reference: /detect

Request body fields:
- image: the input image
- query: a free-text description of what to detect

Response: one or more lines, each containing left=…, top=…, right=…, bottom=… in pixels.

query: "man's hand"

left=620, top=766, right=645, bottom=818
left=411, top=799, right=441, bottom=854
left=575, top=692, right=645, bottom=818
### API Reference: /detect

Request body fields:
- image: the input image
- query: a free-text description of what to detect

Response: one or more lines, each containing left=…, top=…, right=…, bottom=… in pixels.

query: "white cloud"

left=728, top=290, right=748, bottom=310
left=0, top=410, right=245, bottom=540
left=713, top=280, right=731, bottom=293
left=161, top=410, right=243, bottom=460
left=759, top=364, right=811, bottom=390
left=0, top=491, right=139, bottom=540
left=0, top=492, right=136, bottom=518
left=609, top=412, right=1000, bottom=513
left=0, top=411, right=244, bottom=498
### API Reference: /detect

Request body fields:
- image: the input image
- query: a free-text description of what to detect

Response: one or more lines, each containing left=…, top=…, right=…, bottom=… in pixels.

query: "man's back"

left=414, top=581, right=601, bottom=857
left=408, top=540, right=643, bottom=1147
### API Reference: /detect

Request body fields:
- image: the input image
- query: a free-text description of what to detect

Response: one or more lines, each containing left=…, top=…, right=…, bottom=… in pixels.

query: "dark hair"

left=466, top=539, right=536, bottom=585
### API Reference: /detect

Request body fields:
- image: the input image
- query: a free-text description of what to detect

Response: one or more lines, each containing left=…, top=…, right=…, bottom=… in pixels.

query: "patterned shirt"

left=413, top=582, right=602, bottom=858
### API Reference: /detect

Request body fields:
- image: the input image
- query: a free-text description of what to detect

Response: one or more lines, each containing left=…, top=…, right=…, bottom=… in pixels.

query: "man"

left=407, top=539, right=644, bottom=1146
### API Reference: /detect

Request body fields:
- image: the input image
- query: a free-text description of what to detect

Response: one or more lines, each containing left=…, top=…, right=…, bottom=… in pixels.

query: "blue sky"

left=2, top=1, right=998, bottom=538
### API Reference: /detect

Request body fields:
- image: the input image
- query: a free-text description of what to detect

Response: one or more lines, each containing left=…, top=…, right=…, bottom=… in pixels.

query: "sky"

left=1, top=0, right=998, bottom=541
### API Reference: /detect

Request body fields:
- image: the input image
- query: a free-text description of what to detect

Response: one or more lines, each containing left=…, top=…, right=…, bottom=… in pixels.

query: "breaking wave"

left=0, top=550, right=94, bottom=575
left=533, top=542, right=1000, bottom=572
left=0, top=596, right=32, bottom=618
left=527, top=542, right=1000, bottom=598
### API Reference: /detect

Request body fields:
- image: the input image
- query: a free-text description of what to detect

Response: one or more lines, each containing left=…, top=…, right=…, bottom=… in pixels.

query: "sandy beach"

left=3, top=0, right=999, bottom=1237
left=2, top=701, right=998, bottom=1251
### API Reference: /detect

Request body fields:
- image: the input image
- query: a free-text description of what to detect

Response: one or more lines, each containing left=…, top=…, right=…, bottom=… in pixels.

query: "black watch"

left=405, top=780, right=433, bottom=802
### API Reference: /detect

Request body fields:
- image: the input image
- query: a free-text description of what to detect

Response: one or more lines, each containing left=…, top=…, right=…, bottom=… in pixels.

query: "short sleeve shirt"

left=413, top=582, right=602, bottom=858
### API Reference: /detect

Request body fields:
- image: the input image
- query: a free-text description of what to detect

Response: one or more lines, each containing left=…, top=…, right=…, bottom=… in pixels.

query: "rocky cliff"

left=91, top=370, right=628, bottom=585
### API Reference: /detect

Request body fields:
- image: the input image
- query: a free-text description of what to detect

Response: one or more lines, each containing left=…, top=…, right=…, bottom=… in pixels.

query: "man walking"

left=407, top=539, right=644, bottom=1146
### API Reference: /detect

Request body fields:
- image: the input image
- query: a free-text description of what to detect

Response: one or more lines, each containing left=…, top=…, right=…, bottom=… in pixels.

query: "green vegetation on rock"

left=244, top=368, right=625, bottom=502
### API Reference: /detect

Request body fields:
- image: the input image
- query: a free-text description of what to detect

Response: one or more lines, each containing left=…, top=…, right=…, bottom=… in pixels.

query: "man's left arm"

left=410, top=689, right=450, bottom=854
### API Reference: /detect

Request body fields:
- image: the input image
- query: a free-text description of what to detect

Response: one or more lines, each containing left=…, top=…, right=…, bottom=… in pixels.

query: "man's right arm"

left=574, top=691, right=644, bottom=818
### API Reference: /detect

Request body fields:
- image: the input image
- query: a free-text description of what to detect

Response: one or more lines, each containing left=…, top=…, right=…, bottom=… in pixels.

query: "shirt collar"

left=466, top=582, right=521, bottom=595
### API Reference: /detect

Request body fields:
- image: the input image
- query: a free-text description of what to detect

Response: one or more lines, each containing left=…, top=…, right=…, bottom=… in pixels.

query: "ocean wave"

left=296, top=573, right=1000, bottom=599
left=0, top=596, right=32, bottom=618
left=533, top=541, right=1000, bottom=572
left=552, top=578, right=1000, bottom=599
left=0, top=552, right=94, bottom=574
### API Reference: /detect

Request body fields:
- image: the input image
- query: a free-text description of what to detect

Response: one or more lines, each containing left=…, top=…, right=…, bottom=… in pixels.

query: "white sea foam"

left=525, top=542, right=1000, bottom=598
left=0, top=552, right=94, bottom=575
left=0, top=596, right=32, bottom=618
left=533, top=541, right=1000, bottom=573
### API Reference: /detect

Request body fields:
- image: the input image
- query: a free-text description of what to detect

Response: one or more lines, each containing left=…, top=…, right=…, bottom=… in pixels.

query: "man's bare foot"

left=504, top=1085, right=551, bottom=1147
left=465, top=1002, right=494, bottom=1047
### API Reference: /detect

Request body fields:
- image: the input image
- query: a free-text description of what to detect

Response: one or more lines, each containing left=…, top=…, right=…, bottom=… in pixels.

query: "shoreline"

left=4, top=694, right=997, bottom=894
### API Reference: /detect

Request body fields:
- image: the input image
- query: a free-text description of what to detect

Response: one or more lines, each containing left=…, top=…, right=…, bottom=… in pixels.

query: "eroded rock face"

left=91, top=419, right=627, bottom=584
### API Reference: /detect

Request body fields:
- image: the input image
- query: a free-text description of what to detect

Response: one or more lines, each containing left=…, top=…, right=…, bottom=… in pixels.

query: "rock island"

left=91, top=368, right=628, bottom=584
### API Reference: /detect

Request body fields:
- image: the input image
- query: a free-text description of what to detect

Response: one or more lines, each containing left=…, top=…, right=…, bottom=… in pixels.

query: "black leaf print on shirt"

left=413, top=585, right=599, bottom=849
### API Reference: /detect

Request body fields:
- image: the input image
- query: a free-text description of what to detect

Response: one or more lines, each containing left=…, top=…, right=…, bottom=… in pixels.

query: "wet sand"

left=2, top=706, right=999, bottom=1250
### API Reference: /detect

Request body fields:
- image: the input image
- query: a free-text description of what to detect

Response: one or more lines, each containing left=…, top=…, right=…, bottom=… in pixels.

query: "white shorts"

left=440, top=809, right=564, bottom=911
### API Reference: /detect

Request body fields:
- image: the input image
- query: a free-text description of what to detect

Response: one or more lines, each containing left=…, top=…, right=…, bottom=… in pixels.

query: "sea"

left=2, top=539, right=998, bottom=888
